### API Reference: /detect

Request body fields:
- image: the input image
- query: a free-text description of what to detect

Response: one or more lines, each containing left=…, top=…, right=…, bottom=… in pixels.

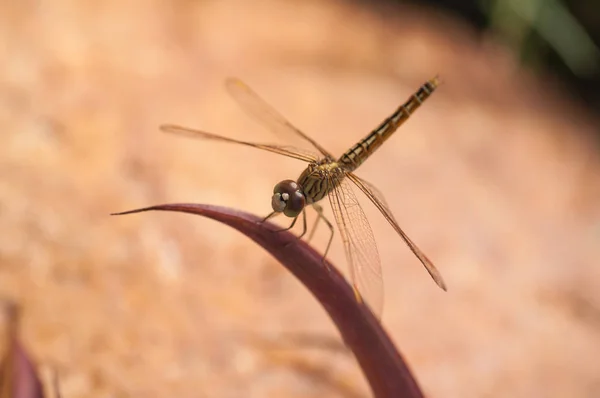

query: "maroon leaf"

left=113, top=203, right=425, bottom=398
left=0, top=303, right=44, bottom=398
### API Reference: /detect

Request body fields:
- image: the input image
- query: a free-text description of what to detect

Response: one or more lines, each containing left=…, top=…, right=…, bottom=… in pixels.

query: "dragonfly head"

left=271, top=180, right=306, bottom=218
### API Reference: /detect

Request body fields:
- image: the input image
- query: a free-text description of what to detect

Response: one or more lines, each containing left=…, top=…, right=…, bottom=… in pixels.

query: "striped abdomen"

left=339, top=76, right=439, bottom=172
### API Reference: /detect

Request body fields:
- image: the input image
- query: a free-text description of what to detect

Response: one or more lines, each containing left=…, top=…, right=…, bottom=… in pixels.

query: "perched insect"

left=162, top=77, right=446, bottom=316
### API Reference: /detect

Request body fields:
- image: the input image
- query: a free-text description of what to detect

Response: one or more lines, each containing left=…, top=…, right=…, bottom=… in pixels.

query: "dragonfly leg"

left=311, top=203, right=334, bottom=262
left=258, top=211, right=278, bottom=224
left=259, top=211, right=297, bottom=235
left=274, top=215, right=298, bottom=233
left=321, top=215, right=335, bottom=260
left=307, top=205, right=322, bottom=243
left=297, top=209, right=308, bottom=239
left=283, top=209, right=308, bottom=247
left=260, top=211, right=300, bottom=235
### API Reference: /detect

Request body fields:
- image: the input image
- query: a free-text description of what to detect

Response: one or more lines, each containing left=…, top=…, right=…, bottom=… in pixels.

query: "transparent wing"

left=161, top=124, right=318, bottom=163
left=225, top=78, right=333, bottom=159
left=327, top=176, right=384, bottom=317
left=347, top=172, right=447, bottom=291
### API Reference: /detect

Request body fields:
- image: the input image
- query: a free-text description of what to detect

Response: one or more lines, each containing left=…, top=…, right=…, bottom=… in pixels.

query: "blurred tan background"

left=1, top=0, right=599, bottom=397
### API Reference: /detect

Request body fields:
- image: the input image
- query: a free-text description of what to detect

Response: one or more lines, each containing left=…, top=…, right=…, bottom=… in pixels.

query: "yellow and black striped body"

left=296, top=76, right=439, bottom=205
left=297, top=159, right=344, bottom=204
left=338, top=77, right=439, bottom=172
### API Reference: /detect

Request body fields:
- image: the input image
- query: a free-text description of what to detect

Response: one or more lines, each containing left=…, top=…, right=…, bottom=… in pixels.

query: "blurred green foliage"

left=367, top=0, right=600, bottom=116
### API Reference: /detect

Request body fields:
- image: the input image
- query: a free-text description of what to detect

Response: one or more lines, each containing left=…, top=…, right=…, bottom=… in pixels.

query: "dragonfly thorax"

left=271, top=179, right=306, bottom=218
left=297, top=161, right=345, bottom=205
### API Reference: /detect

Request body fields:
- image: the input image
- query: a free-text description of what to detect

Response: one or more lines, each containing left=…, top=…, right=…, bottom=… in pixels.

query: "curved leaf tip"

left=113, top=203, right=424, bottom=398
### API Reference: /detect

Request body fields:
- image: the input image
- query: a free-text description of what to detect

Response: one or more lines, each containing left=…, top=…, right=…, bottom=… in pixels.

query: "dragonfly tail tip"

left=438, top=280, right=448, bottom=292
left=430, top=74, right=442, bottom=87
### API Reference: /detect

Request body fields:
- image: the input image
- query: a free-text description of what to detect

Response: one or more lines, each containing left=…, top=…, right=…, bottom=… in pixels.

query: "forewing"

left=225, top=78, right=333, bottom=158
left=347, top=172, right=447, bottom=291
left=327, top=176, right=384, bottom=317
left=160, top=124, right=318, bottom=163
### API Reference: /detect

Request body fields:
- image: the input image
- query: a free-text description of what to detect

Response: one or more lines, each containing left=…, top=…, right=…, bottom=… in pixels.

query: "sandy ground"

left=1, top=0, right=599, bottom=397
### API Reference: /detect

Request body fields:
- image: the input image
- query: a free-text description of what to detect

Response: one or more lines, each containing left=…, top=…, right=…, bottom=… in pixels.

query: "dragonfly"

left=161, top=76, right=447, bottom=316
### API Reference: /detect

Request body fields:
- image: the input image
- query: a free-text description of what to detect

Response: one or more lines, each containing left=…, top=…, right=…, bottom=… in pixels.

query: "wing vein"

left=327, top=175, right=384, bottom=317
left=226, top=77, right=333, bottom=158
left=160, top=124, right=317, bottom=163
left=347, top=172, right=447, bottom=291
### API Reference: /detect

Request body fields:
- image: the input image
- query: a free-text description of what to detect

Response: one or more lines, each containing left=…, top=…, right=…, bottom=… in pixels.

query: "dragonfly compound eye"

left=271, top=180, right=306, bottom=218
